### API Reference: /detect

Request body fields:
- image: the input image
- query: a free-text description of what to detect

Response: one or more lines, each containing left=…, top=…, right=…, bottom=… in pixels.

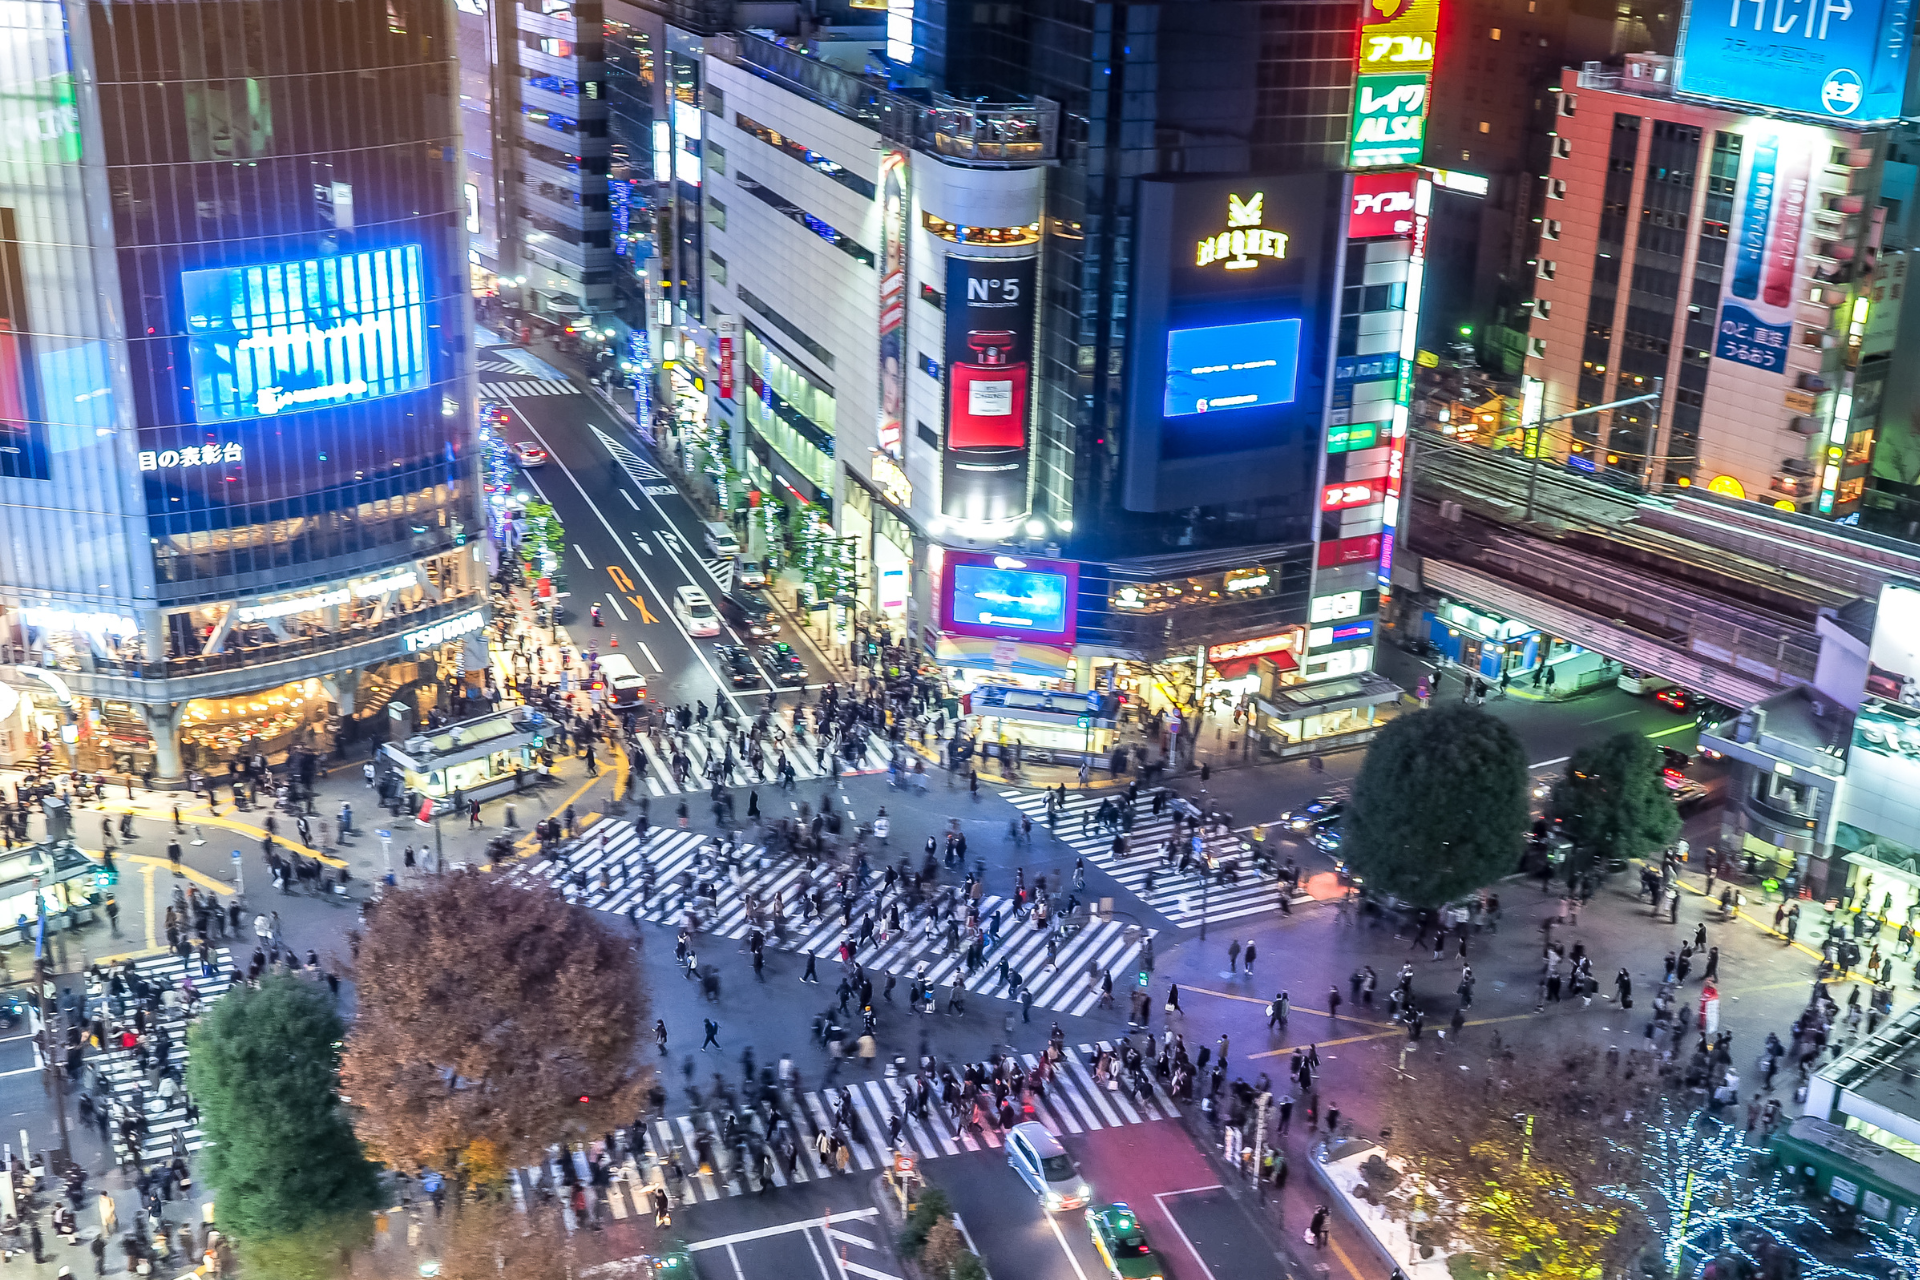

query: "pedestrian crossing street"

left=87, top=951, right=233, bottom=1165
left=618, top=719, right=896, bottom=798
left=513, top=1041, right=1177, bottom=1219
left=480, top=378, right=581, bottom=399
left=999, top=789, right=1305, bottom=928
left=519, top=821, right=1155, bottom=1017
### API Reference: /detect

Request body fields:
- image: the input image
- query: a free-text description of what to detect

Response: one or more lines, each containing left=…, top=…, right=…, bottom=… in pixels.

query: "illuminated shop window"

left=920, top=212, right=1040, bottom=246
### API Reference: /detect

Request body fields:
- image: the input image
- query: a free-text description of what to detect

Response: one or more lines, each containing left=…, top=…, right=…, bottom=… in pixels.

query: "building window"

left=1554, top=137, right=1572, bottom=157
left=1535, top=299, right=1552, bottom=317
left=708, top=251, right=726, bottom=285
left=1549, top=178, right=1568, bottom=199
left=1530, top=337, right=1547, bottom=357
left=917, top=420, right=939, bottom=447
left=1489, top=26, right=1502, bottom=37
left=1545, top=219, right=1563, bottom=239
left=919, top=353, right=940, bottom=379
left=707, top=196, right=725, bottom=231
left=920, top=212, right=1041, bottom=246
left=1538, top=259, right=1557, bottom=279
left=737, top=286, right=835, bottom=369
left=737, top=174, right=874, bottom=267
left=707, top=141, right=725, bottom=174
left=920, top=283, right=943, bottom=308
left=705, top=85, right=724, bottom=116
left=734, top=112, right=876, bottom=198
left=1560, top=92, right=1577, bottom=115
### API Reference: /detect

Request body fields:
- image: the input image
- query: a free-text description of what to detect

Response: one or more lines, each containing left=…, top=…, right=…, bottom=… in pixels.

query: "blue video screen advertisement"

left=1163, top=318, right=1301, bottom=416
left=941, top=551, right=1078, bottom=647
left=181, top=245, right=430, bottom=422
left=1677, top=0, right=1912, bottom=121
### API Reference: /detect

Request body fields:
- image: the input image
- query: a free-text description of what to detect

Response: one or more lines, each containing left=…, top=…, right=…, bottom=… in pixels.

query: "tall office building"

left=0, top=0, right=480, bottom=780
left=1523, top=54, right=1907, bottom=518
left=606, top=0, right=1423, bottom=765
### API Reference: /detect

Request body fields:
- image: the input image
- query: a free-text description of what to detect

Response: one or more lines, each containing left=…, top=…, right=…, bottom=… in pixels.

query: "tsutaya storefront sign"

left=1195, top=192, right=1289, bottom=270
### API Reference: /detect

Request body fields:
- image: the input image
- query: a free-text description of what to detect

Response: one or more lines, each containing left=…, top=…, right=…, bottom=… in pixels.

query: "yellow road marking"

left=609, top=565, right=635, bottom=593
left=143, top=866, right=156, bottom=952
left=121, top=854, right=234, bottom=897
left=629, top=593, right=657, bottom=623
left=1183, top=983, right=1390, bottom=1026
left=95, top=801, right=345, bottom=869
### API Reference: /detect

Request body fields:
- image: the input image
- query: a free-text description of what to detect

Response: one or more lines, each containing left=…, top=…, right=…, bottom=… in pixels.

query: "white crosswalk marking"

left=998, top=789, right=1306, bottom=927
left=517, top=820, right=1154, bottom=1016
left=613, top=719, right=894, bottom=798
left=479, top=379, right=580, bottom=398
left=591, top=425, right=669, bottom=480
left=607, top=1044, right=1175, bottom=1204
left=702, top=556, right=735, bottom=593
left=87, top=950, right=233, bottom=1165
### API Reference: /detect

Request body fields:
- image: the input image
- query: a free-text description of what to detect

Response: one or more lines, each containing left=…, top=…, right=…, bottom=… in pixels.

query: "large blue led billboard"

left=1676, top=0, right=1913, bottom=122
left=1163, top=319, right=1301, bottom=417
left=182, top=245, right=430, bottom=422
left=940, top=550, right=1078, bottom=646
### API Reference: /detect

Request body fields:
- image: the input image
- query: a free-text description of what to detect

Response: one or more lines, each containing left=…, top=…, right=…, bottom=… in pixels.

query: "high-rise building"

left=0, top=0, right=480, bottom=780
left=1523, top=55, right=1905, bottom=517
left=600, top=0, right=1427, bottom=765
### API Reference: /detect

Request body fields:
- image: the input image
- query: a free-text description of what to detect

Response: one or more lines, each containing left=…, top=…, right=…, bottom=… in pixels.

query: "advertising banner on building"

left=940, top=255, right=1035, bottom=528
left=1677, top=0, right=1912, bottom=123
left=1715, top=127, right=1821, bottom=376
left=938, top=548, right=1077, bottom=646
left=878, top=149, right=908, bottom=459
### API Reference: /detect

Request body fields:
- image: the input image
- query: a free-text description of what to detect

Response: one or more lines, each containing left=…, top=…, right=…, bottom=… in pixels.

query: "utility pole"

left=1520, top=386, right=1666, bottom=522
left=1640, top=376, right=1668, bottom=494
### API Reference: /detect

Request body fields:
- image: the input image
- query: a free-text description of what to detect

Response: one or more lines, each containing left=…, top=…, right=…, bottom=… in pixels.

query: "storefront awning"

left=1213, top=650, right=1297, bottom=680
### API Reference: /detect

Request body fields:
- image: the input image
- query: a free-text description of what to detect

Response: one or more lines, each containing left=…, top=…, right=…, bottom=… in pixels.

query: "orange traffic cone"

left=610, top=634, right=620, bottom=646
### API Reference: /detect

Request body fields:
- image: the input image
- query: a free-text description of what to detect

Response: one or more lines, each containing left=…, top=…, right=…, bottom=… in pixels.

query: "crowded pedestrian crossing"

left=999, top=789, right=1306, bottom=927
left=519, top=821, right=1155, bottom=1017
left=85, top=950, right=233, bottom=1166
left=620, top=718, right=897, bottom=798
left=511, top=1040, right=1178, bottom=1219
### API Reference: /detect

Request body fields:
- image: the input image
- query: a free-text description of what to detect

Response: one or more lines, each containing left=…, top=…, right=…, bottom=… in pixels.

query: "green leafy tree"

left=1345, top=702, right=1530, bottom=906
left=186, top=976, right=380, bottom=1267
left=1550, top=731, right=1682, bottom=873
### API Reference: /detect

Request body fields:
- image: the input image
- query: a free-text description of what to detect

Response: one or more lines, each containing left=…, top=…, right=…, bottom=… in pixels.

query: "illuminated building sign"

left=1194, top=193, right=1288, bottom=269
left=140, top=442, right=243, bottom=470
left=1164, top=319, right=1301, bottom=415
left=1323, top=477, right=1388, bottom=510
left=870, top=450, right=913, bottom=508
left=402, top=610, right=486, bottom=653
left=236, top=571, right=419, bottom=623
left=1348, top=74, right=1429, bottom=168
left=1319, top=533, right=1382, bottom=567
left=1327, top=422, right=1382, bottom=453
left=1676, top=0, right=1910, bottom=121
left=1311, top=590, right=1363, bottom=622
left=877, top=149, right=909, bottom=457
left=940, top=551, right=1078, bottom=647
left=1378, top=181, right=1432, bottom=594
left=20, top=607, right=137, bottom=637
left=1360, top=0, right=1439, bottom=75
left=182, top=245, right=430, bottom=422
left=1224, top=567, right=1271, bottom=593
left=1207, top=631, right=1299, bottom=664
left=1348, top=172, right=1421, bottom=238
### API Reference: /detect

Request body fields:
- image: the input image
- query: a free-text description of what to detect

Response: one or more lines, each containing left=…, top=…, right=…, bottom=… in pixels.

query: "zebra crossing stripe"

left=90, top=950, right=233, bottom=1164
left=518, top=821, right=1157, bottom=1016
left=607, top=1045, right=1176, bottom=1202
left=478, top=379, right=581, bottom=398
left=998, top=789, right=1305, bottom=927
left=591, top=425, right=669, bottom=480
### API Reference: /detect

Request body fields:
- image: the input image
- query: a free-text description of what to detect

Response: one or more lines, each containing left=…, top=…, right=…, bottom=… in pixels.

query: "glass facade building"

left=0, top=0, right=480, bottom=779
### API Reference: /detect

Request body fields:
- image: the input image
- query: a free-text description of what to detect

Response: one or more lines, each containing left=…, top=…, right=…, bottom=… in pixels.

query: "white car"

left=510, top=441, right=549, bottom=468
left=674, top=585, right=720, bottom=637
left=736, top=558, right=768, bottom=589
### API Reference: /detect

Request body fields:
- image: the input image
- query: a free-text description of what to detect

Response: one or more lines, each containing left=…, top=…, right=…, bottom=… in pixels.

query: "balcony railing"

left=713, top=32, right=1057, bottom=166
left=30, top=592, right=485, bottom=682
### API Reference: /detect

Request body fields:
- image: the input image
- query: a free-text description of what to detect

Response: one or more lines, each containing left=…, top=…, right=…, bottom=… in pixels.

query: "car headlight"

left=1078, top=1183, right=1091, bottom=1198
left=1045, top=1191, right=1063, bottom=1206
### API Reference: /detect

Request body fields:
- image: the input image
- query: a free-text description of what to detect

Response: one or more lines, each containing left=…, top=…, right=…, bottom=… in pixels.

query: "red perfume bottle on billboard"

left=948, top=330, right=1026, bottom=449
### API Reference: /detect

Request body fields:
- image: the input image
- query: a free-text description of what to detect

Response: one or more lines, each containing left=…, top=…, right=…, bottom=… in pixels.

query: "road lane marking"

left=1149, top=1189, right=1222, bottom=1280
left=1044, top=1207, right=1092, bottom=1280
left=629, top=594, right=657, bottom=623
left=604, top=596, right=629, bottom=622
left=511, top=411, right=747, bottom=714
left=687, top=1208, right=880, bottom=1250
left=622, top=490, right=640, bottom=510
left=725, top=1244, right=747, bottom=1280
left=575, top=544, right=595, bottom=570
left=144, top=865, right=156, bottom=951
left=1530, top=756, right=1570, bottom=769
left=1649, top=722, right=1696, bottom=739
left=639, top=644, right=663, bottom=673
